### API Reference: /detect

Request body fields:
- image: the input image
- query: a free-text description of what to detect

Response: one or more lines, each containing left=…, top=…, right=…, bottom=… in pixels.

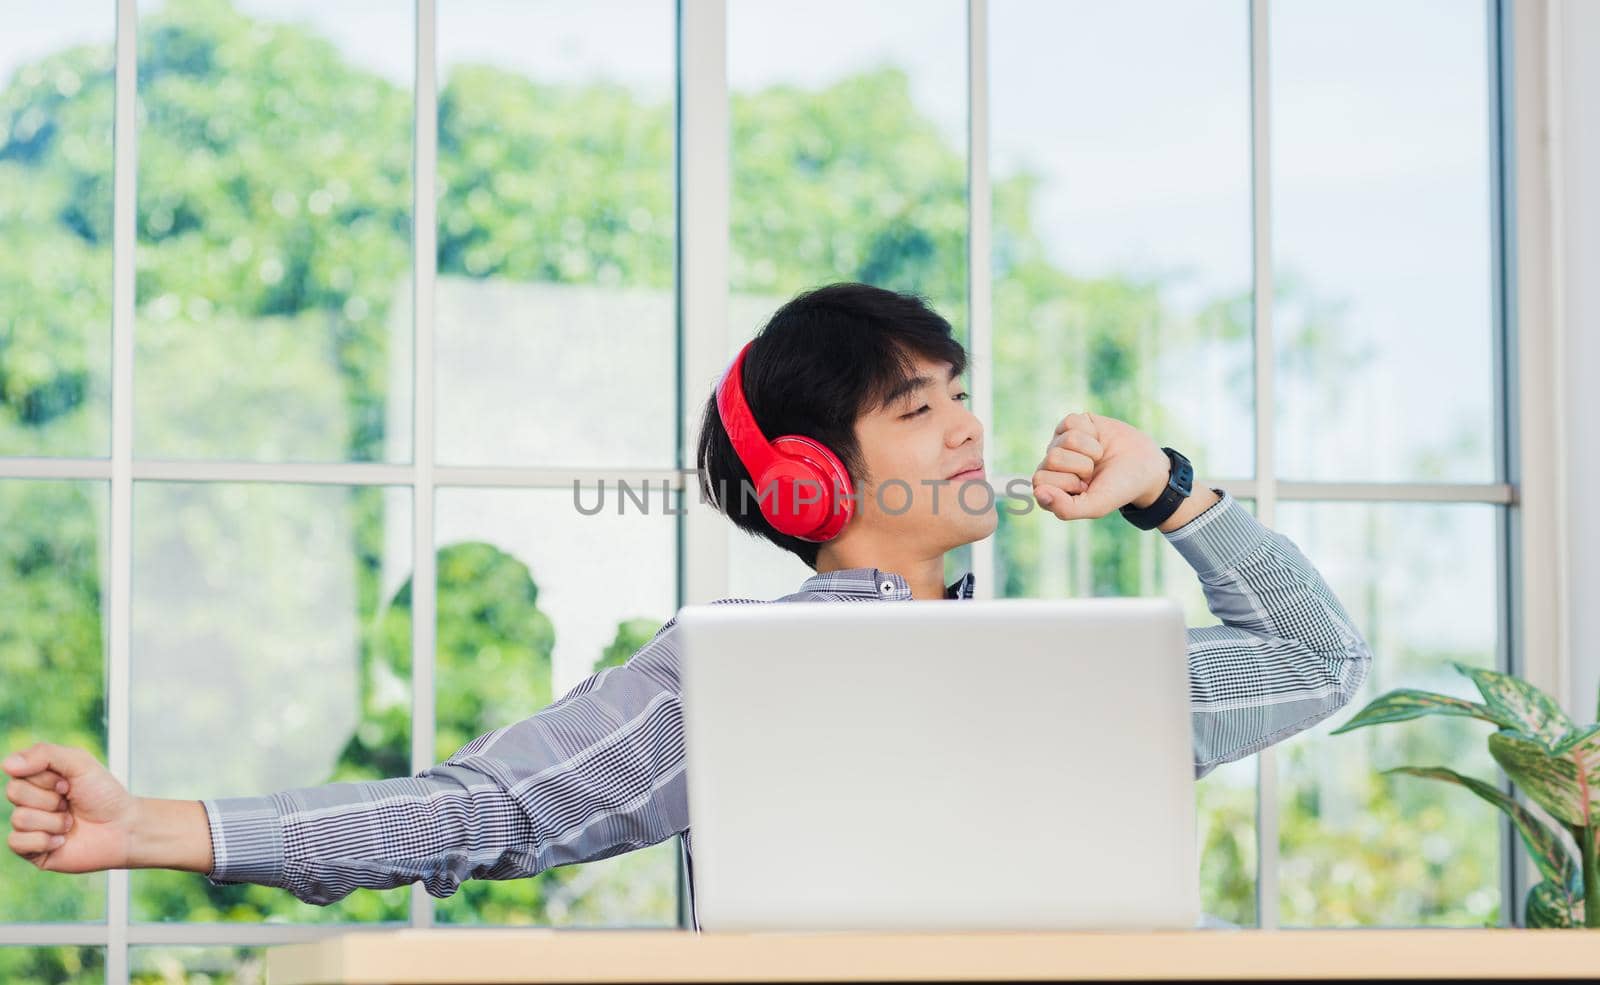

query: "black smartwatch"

left=1119, top=447, right=1194, bottom=530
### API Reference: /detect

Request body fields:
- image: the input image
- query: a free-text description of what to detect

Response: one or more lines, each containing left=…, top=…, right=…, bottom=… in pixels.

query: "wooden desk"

left=267, top=927, right=1600, bottom=984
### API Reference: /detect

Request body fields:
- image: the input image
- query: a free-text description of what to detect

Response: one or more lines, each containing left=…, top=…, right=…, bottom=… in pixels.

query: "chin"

left=947, top=510, right=999, bottom=549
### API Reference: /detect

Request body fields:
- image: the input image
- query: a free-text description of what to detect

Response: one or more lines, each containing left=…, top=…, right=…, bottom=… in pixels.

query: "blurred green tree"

left=0, top=2, right=1491, bottom=977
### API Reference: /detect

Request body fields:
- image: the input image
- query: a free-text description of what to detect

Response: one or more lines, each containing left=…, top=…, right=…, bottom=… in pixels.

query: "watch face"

left=1166, top=449, right=1194, bottom=496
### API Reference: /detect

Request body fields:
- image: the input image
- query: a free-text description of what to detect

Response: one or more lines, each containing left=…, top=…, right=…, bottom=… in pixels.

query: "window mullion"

left=968, top=0, right=995, bottom=600
left=677, top=0, right=731, bottom=613
left=676, top=0, right=731, bottom=930
left=1248, top=0, right=1279, bottom=932
left=410, top=0, right=439, bottom=933
left=107, top=0, right=139, bottom=979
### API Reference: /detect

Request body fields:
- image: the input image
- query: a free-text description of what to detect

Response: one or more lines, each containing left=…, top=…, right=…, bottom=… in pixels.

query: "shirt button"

left=880, top=580, right=894, bottom=594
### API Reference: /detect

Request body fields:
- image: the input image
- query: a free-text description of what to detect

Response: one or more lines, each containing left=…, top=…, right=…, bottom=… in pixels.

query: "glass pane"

left=1271, top=0, right=1495, bottom=482
left=432, top=486, right=678, bottom=925
left=0, top=947, right=104, bottom=985
left=131, top=946, right=264, bottom=985
left=134, top=0, right=414, bottom=464
left=0, top=5, right=115, bottom=457
left=434, top=1, right=676, bottom=469
left=1276, top=501, right=1500, bottom=926
left=995, top=488, right=1251, bottom=607
left=0, top=481, right=109, bottom=923
left=989, top=0, right=1253, bottom=481
left=130, top=482, right=413, bottom=923
left=1197, top=756, right=1256, bottom=927
left=995, top=492, right=1259, bottom=925
left=726, top=0, right=967, bottom=590
left=728, top=0, right=967, bottom=336
left=727, top=524, right=813, bottom=601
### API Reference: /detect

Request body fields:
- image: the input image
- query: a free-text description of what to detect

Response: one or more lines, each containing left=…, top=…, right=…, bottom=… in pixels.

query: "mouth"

left=946, top=464, right=986, bottom=482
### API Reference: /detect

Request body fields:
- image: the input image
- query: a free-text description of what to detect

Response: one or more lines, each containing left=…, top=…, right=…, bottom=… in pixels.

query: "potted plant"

left=1333, top=664, right=1598, bottom=928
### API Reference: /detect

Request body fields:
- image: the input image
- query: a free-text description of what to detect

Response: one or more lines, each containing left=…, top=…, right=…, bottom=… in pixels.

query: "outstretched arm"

left=198, top=633, right=689, bottom=906
left=4, top=633, right=689, bottom=908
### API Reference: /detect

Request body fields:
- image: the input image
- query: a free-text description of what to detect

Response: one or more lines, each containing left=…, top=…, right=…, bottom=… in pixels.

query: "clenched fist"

left=5, top=742, right=136, bottom=874
left=1031, top=411, right=1172, bottom=522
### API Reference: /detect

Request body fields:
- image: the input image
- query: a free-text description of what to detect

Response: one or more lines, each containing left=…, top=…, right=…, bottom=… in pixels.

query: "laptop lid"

left=677, top=596, right=1199, bottom=933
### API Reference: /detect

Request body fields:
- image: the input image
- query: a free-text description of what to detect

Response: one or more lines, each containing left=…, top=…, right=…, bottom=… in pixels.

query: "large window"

left=987, top=1, right=1259, bottom=921
left=0, top=0, right=1527, bottom=979
left=988, top=0, right=1512, bottom=928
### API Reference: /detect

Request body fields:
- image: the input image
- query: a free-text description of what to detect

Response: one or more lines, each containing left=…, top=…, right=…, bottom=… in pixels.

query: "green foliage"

left=0, top=36, right=114, bottom=456
left=2, top=0, right=667, bottom=930
left=0, top=946, right=104, bottom=985
left=1527, top=879, right=1584, bottom=929
left=730, top=68, right=968, bottom=324
left=134, top=0, right=412, bottom=462
left=1384, top=767, right=1578, bottom=894
left=128, top=946, right=266, bottom=984
left=1455, top=663, right=1576, bottom=747
left=0, top=0, right=1401, bottom=942
left=1278, top=749, right=1501, bottom=926
left=1194, top=771, right=1255, bottom=927
left=422, top=545, right=677, bottom=927
left=0, top=483, right=109, bottom=930
left=1488, top=729, right=1599, bottom=829
left=438, top=66, right=672, bottom=288
left=1339, top=665, right=1600, bottom=927
left=2, top=0, right=1264, bottom=932
left=430, top=542, right=556, bottom=762
left=1330, top=689, right=1511, bottom=734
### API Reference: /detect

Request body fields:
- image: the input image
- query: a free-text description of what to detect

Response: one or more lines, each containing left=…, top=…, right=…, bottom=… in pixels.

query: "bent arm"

left=1162, top=488, right=1374, bottom=778
left=199, top=643, right=689, bottom=907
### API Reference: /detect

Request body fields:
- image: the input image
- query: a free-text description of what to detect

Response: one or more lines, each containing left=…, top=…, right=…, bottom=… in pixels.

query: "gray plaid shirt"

left=200, top=488, right=1372, bottom=926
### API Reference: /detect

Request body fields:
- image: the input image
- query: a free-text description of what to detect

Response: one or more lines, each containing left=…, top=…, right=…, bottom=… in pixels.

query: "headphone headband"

left=714, top=342, right=781, bottom=481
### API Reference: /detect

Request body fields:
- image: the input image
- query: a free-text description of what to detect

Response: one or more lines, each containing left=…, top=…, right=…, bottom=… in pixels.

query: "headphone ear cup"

left=769, top=435, right=855, bottom=541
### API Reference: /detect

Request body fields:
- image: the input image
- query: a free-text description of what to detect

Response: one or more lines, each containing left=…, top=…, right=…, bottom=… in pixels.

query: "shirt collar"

left=799, top=567, right=977, bottom=600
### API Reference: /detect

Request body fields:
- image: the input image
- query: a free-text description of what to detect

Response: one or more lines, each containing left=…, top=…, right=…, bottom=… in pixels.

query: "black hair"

left=695, top=282, right=969, bottom=571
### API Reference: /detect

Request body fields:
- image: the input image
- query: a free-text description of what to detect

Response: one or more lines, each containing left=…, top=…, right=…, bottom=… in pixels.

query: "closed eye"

left=900, top=392, right=970, bottom=419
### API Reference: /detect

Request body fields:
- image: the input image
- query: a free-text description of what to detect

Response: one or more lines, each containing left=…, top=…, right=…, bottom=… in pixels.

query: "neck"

left=815, top=534, right=949, bottom=600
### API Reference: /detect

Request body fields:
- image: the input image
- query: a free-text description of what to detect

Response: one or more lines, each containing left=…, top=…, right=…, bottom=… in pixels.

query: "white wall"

left=1555, top=0, right=1600, bottom=720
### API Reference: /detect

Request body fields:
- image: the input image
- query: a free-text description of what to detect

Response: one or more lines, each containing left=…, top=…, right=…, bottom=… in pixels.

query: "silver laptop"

left=676, top=597, right=1198, bottom=933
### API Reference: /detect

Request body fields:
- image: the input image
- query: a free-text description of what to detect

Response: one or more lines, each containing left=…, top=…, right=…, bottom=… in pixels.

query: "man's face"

left=849, top=353, right=998, bottom=551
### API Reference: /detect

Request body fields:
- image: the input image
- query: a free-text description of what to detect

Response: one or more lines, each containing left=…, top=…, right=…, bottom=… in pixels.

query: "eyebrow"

left=879, top=363, right=962, bottom=410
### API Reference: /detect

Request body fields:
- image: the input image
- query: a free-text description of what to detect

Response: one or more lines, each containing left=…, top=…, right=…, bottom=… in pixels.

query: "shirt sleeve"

left=1162, top=487, right=1374, bottom=778
left=200, top=623, right=690, bottom=906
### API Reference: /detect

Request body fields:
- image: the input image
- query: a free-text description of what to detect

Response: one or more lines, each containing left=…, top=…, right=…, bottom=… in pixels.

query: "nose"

left=948, top=402, right=982, bottom=451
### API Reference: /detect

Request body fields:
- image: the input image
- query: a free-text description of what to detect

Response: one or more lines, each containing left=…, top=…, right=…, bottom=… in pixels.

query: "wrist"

left=1130, top=458, right=1171, bottom=510
left=1156, top=484, right=1222, bottom=534
left=128, top=796, right=214, bottom=874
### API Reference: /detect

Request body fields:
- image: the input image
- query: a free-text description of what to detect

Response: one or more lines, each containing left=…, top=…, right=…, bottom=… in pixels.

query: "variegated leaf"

left=1329, top=688, right=1510, bottom=735
left=1454, top=663, right=1574, bottom=747
left=1525, top=880, right=1582, bottom=928
left=1489, top=729, right=1600, bottom=828
left=1552, top=726, right=1600, bottom=831
left=1385, top=766, right=1579, bottom=891
left=1552, top=722, right=1600, bottom=759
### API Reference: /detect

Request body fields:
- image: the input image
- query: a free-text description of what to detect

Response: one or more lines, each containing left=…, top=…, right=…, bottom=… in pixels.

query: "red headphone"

left=715, top=341, right=856, bottom=542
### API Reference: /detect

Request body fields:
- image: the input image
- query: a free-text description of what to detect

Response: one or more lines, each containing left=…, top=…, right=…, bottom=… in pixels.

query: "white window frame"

left=0, top=0, right=1564, bottom=977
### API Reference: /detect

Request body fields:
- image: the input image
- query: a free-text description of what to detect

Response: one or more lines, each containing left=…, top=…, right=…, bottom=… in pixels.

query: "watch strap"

left=1119, top=447, right=1194, bottom=531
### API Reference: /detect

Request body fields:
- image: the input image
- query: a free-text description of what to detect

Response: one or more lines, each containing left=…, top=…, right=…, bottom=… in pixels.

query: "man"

left=4, top=283, right=1372, bottom=927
